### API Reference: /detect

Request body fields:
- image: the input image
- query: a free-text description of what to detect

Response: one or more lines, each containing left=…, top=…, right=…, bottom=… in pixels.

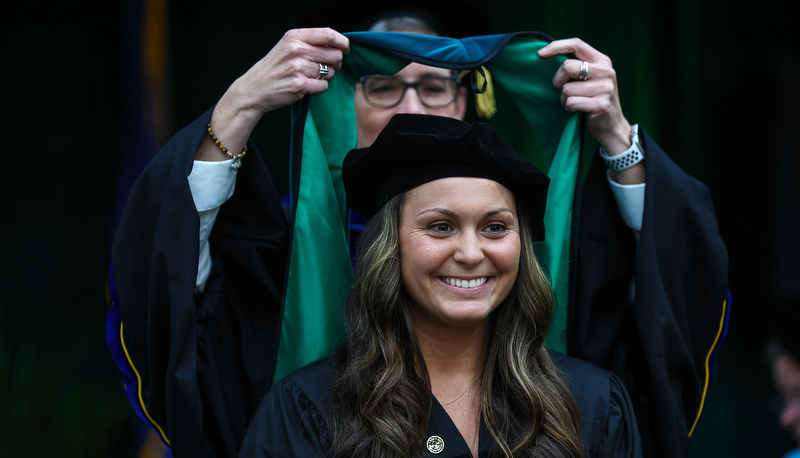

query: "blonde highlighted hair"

left=332, top=193, right=583, bottom=457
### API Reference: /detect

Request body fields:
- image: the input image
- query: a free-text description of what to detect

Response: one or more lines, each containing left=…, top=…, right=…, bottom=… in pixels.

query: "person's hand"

left=231, top=28, right=350, bottom=114
left=538, top=38, right=643, bottom=184
left=538, top=38, right=632, bottom=154
left=198, top=28, right=349, bottom=161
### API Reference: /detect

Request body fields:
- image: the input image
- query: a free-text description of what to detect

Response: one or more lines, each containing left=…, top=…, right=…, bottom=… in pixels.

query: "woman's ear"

left=455, top=86, right=468, bottom=121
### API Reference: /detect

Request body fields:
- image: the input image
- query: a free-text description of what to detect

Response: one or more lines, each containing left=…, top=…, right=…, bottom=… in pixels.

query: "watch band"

left=598, top=124, right=644, bottom=171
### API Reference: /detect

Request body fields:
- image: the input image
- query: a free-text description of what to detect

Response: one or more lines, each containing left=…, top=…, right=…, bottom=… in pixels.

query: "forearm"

left=195, top=81, right=264, bottom=162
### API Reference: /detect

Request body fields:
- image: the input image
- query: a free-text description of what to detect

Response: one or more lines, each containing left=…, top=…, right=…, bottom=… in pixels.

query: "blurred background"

left=1, top=0, right=797, bottom=456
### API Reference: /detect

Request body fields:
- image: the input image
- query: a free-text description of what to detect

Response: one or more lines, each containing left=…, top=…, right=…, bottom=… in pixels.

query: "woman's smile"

left=439, top=276, right=489, bottom=289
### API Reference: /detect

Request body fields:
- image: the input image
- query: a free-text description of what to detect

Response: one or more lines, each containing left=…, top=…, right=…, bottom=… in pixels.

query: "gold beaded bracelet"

left=207, top=123, right=247, bottom=169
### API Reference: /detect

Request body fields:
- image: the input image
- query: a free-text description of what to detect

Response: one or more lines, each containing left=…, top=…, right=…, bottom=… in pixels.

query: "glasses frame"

left=358, top=74, right=462, bottom=109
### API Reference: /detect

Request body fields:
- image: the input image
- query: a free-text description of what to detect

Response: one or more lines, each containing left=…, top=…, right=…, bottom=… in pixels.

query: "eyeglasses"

left=358, top=75, right=461, bottom=109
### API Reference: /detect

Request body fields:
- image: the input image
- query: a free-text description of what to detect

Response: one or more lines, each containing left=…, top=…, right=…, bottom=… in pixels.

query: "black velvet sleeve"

left=571, top=129, right=729, bottom=458
left=551, top=351, right=643, bottom=458
left=109, top=107, right=290, bottom=458
left=239, top=358, right=336, bottom=458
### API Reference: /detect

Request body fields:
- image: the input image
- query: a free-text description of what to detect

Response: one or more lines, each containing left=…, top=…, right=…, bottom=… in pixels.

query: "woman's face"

left=354, top=63, right=467, bottom=147
left=399, top=177, right=520, bottom=330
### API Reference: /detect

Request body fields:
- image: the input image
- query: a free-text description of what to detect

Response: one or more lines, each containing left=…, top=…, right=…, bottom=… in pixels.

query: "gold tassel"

left=458, top=67, right=497, bottom=119
left=475, top=66, right=496, bottom=119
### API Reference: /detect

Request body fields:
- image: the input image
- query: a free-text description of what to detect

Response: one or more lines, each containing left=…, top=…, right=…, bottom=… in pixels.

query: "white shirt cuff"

left=188, top=159, right=238, bottom=292
left=606, top=170, right=645, bottom=233
left=188, top=159, right=237, bottom=211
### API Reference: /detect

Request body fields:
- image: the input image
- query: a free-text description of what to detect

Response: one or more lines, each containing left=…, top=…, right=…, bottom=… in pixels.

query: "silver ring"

left=578, top=61, right=589, bottom=81
left=317, top=63, right=329, bottom=80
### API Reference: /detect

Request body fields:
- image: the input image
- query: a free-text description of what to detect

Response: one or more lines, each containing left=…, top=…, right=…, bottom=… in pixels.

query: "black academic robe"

left=108, top=114, right=727, bottom=458
left=109, top=107, right=289, bottom=458
left=571, top=129, right=729, bottom=458
left=239, top=352, right=642, bottom=458
left=106, top=28, right=732, bottom=458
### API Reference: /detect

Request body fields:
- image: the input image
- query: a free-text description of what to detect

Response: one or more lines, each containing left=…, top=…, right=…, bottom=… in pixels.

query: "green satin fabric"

left=274, top=32, right=583, bottom=385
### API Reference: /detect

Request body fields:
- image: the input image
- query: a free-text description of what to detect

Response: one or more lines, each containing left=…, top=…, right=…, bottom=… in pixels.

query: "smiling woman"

left=239, top=114, right=643, bottom=458
left=399, top=177, right=521, bottom=330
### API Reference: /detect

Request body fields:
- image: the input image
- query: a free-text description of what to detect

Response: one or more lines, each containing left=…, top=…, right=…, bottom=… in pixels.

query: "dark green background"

left=2, top=0, right=797, bottom=456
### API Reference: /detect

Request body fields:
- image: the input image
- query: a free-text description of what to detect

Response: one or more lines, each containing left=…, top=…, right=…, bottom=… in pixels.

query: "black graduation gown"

left=238, top=352, right=642, bottom=458
left=107, top=115, right=727, bottom=457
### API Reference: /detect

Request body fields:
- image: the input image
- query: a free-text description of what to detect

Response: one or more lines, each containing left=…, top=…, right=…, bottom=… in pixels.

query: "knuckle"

left=285, top=42, right=306, bottom=59
left=286, top=59, right=305, bottom=76
left=283, top=29, right=299, bottom=40
left=597, top=97, right=613, bottom=113
left=285, top=77, right=301, bottom=92
left=320, top=27, right=335, bottom=40
left=293, top=79, right=311, bottom=95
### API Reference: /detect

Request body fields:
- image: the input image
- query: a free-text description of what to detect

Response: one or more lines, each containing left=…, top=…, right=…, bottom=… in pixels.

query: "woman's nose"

left=395, top=88, right=428, bottom=115
left=454, top=232, right=484, bottom=265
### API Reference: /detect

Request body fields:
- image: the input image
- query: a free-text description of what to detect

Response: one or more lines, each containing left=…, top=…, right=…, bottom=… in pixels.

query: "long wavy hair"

left=332, top=191, right=584, bottom=457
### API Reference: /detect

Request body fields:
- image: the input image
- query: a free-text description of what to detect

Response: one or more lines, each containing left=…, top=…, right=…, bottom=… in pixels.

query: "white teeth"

left=444, top=277, right=486, bottom=289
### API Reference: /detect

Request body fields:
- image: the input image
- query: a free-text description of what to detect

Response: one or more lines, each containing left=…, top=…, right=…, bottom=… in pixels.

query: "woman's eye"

left=371, top=84, right=397, bottom=94
left=421, top=85, right=445, bottom=94
left=430, top=223, right=452, bottom=233
left=420, top=79, right=450, bottom=92
left=485, top=224, right=507, bottom=234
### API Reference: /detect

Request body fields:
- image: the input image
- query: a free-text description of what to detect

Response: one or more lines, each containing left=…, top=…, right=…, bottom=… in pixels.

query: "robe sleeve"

left=239, top=360, right=335, bottom=458
left=107, top=106, right=290, bottom=458
left=571, top=128, right=729, bottom=458
left=603, top=371, right=644, bottom=458
left=550, top=350, right=642, bottom=458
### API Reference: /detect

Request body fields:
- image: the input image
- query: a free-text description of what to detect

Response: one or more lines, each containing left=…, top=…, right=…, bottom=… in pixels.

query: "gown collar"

left=426, top=395, right=493, bottom=457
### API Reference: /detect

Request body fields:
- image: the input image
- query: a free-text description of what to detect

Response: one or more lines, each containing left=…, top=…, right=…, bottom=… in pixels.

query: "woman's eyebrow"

left=417, top=208, right=457, bottom=218
left=416, top=207, right=516, bottom=218
left=485, top=207, right=516, bottom=218
left=414, top=70, right=452, bottom=79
